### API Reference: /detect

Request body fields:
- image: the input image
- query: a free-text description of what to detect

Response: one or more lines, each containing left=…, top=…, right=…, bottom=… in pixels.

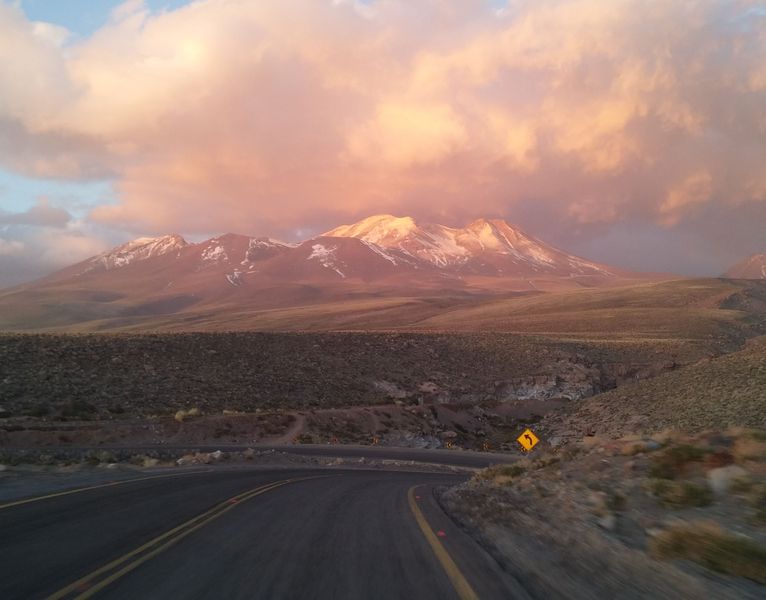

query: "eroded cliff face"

left=428, top=355, right=682, bottom=404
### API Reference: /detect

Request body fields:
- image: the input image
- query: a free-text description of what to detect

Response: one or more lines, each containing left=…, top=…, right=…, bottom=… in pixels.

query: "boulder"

left=176, top=454, right=196, bottom=466
left=418, top=381, right=439, bottom=394
left=596, top=513, right=617, bottom=531
left=707, top=465, right=748, bottom=495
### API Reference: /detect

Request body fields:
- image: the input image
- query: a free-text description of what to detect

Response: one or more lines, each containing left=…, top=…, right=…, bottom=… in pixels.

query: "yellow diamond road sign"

left=517, top=428, right=539, bottom=451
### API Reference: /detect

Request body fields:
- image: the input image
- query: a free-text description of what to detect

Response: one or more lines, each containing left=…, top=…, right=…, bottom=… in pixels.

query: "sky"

left=0, top=0, right=765, bottom=286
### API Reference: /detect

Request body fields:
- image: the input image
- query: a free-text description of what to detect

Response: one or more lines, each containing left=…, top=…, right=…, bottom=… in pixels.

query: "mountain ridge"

left=0, top=214, right=669, bottom=331
left=52, top=214, right=618, bottom=282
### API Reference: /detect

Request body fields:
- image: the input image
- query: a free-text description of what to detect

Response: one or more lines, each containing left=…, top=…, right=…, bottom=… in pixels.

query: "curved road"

left=0, top=465, right=528, bottom=599
left=11, top=444, right=515, bottom=470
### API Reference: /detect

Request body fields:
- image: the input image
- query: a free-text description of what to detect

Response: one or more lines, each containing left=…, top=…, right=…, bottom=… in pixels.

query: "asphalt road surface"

left=13, top=444, right=515, bottom=470
left=0, top=465, right=528, bottom=600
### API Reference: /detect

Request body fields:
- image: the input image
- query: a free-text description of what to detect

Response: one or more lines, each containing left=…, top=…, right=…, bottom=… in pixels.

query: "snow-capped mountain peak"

left=324, top=214, right=610, bottom=276
left=325, top=214, right=419, bottom=245
left=89, top=234, right=188, bottom=271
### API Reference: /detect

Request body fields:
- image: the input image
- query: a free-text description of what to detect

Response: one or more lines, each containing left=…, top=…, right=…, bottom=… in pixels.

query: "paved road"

left=0, top=467, right=527, bottom=599
left=258, top=444, right=514, bottom=469
left=7, top=444, right=515, bottom=469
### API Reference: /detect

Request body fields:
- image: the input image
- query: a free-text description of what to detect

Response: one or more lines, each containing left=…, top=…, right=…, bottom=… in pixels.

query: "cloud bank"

left=0, top=0, right=765, bottom=280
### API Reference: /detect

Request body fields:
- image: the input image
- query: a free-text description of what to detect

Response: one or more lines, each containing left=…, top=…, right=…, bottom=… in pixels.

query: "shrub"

left=497, top=464, right=527, bottom=478
left=649, top=444, right=708, bottom=479
left=649, top=479, right=713, bottom=508
left=475, top=463, right=526, bottom=484
left=650, top=521, right=766, bottom=584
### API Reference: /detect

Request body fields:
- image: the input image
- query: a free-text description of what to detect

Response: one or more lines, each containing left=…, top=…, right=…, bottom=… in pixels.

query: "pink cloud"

left=0, top=0, right=763, bottom=264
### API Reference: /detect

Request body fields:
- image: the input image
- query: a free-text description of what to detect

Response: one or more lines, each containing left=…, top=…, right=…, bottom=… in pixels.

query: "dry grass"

left=2, top=278, right=762, bottom=345
left=174, top=407, right=201, bottom=422
left=650, top=521, right=766, bottom=583
left=649, top=479, right=713, bottom=508
left=413, top=278, right=760, bottom=341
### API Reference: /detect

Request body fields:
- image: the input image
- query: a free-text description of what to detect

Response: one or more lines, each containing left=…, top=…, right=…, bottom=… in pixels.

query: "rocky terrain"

left=0, top=334, right=697, bottom=413
left=0, top=330, right=717, bottom=451
left=442, top=428, right=766, bottom=599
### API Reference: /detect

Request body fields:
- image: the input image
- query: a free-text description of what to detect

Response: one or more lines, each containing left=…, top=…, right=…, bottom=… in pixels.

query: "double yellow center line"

left=47, top=477, right=310, bottom=600
left=0, top=470, right=212, bottom=512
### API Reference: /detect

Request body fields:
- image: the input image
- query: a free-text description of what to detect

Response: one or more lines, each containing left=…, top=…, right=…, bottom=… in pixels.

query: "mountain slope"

left=724, top=254, right=766, bottom=279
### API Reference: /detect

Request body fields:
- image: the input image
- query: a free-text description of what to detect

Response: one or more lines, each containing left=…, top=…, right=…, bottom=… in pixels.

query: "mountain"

left=724, top=254, right=766, bottom=279
left=43, top=235, right=189, bottom=282
left=0, top=214, right=659, bottom=331
left=325, top=215, right=615, bottom=277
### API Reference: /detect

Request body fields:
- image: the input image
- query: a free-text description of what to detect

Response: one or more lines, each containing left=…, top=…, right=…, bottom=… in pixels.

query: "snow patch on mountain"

left=418, top=227, right=470, bottom=266
left=467, top=219, right=556, bottom=266
left=242, top=237, right=293, bottom=265
left=568, top=257, right=611, bottom=275
left=87, top=235, right=188, bottom=272
left=202, top=244, right=227, bottom=263
left=308, top=243, right=346, bottom=278
left=226, top=270, right=244, bottom=286
left=327, top=214, right=418, bottom=245
left=248, top=238, right=292, bottom=250
left=360, top=240, right=399, bottom=265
